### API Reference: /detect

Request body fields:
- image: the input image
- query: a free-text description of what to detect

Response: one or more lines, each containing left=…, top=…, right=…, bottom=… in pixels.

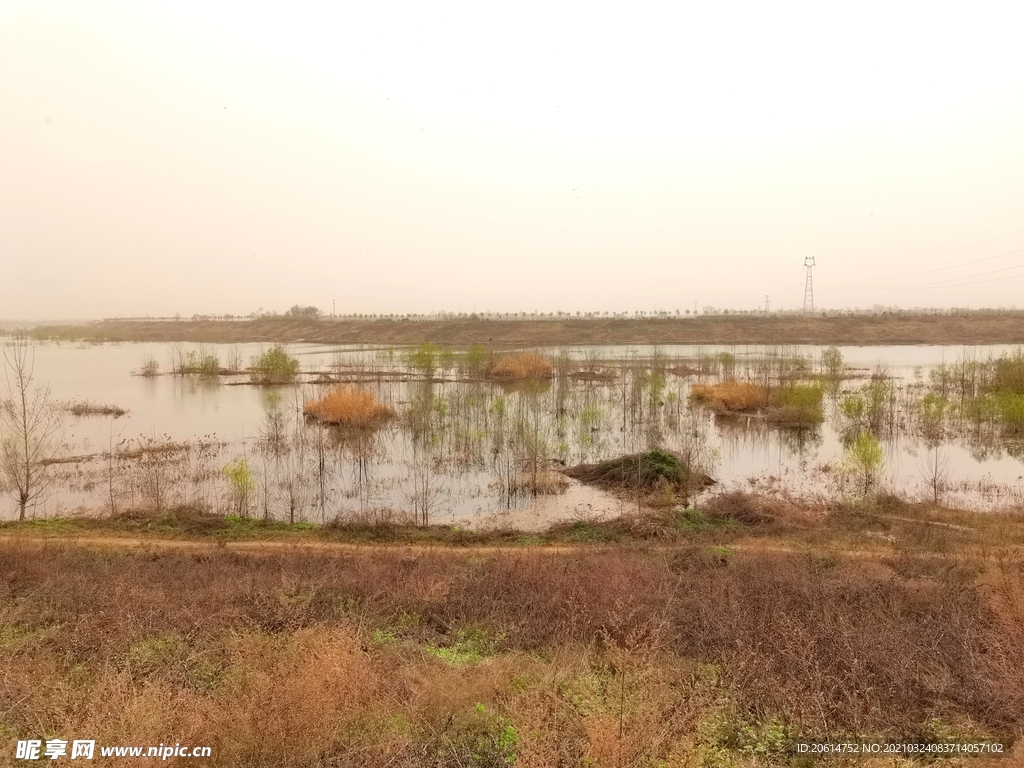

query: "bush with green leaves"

left=406, top=343, right=442, bottom=377
left=222, top=457, right=255, bottom=513
left=820, top=346, right=843, bottom=379
left=179, top=350, right=220, bottom=375
left=846, top=431, right=884, bottom=496
left=249, top=345, right=300, bottom=384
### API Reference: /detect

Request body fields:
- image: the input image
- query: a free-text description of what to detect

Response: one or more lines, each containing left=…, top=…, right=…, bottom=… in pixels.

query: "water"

left=5, top=340, right=1024, bottom=524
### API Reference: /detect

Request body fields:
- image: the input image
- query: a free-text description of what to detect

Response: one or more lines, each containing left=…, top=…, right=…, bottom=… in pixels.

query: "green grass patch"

left=426, top=628, right=505, bottom=666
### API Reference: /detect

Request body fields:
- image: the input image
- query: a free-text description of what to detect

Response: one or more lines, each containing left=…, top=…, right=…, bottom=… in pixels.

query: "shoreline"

left=22, top=312, right=1024, bottom=346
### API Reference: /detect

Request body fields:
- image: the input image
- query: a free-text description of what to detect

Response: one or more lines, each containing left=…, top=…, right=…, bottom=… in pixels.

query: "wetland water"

left=6, top=340, right=1024, bottom=525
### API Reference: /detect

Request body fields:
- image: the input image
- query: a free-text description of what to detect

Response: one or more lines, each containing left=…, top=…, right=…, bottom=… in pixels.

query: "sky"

left=2, top=0, right=1024, bottom=319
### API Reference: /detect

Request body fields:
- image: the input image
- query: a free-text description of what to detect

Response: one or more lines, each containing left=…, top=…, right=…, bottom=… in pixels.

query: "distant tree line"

left=94, top=306, right=1024, bottom=324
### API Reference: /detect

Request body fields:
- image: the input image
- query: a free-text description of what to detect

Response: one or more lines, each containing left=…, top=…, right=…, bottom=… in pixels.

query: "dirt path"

left=0, top=532, right=956, bottom=561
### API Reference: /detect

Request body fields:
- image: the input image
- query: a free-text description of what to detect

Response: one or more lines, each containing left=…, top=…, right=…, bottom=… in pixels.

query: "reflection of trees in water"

left=47, top=343, right=1024, bottom=521
left=713, top=414, right=823, bottom=461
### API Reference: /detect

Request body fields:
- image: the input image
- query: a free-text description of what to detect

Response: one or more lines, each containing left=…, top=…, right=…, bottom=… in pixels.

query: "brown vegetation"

left=29, top=312, right=1024, bottom=346
left=303, top=386, right=395, bottom=427
left=701, top=490, right=826, bottom=527
left=486, top=352, right=553, bottom=380
left=0, top=531, right=1021, bottom=766
left=690, top=380, right=768, bottom=411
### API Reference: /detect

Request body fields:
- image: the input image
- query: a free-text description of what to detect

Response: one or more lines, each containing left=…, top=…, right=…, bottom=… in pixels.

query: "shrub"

left=249, top=345, right=300, bottom=384
left=222, top=457, right=255, bottom=514
left=820, top=346, right=843, bottom=378
left=303, top=386, right=395, bottom=428
left=994, top=393, right=1024, bottom=435
left=406, top=343, right=442, bottom=377
left=768, top=383, right=824, bottom=425
left=465, top=344, right=489, bottom=374
left=487, top=353, right=552, bottom=380
left=178, top=349, right=220, bottom=375
left=139, top=357, right=160, bottom=377
left=846, top=431, right=884, bottom=495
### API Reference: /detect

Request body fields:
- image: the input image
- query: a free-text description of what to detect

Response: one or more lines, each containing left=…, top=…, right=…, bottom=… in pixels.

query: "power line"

left=886, top=270, right=1024, bottom=290
left=903, top=213, right=1024, bottom=260
left=877, top=246, right=1024, bottom=279
left=885, top=260, right=1024, bottom=289
left=924, top=226, right=1024, bottom=259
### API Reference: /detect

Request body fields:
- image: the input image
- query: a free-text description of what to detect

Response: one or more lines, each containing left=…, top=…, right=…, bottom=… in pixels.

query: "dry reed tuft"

left=487, top=352, right=553, bottom=380
left=702, top=491, right=826, bottom=527
left=303, top=386, right=395, bottom=427
left=689, top=380, right=768, bottom=411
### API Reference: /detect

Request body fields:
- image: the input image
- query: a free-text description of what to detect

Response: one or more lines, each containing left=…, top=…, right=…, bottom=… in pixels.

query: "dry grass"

left=303, top=386, right=395, bottom=427
left=1, top=535, right=1021, bottom=766
left=486, top=353, right=553, bottom=380
left=31, top=313, right=1024, bottom=346
left=67, top=399, right=128, bottom=417
left=702, top=491, right=827, bottom=527
left=690, top=380, right=768, bottom=411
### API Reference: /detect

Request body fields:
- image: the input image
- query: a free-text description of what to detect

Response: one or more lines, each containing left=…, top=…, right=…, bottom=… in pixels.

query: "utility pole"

left=332, top=299, right=336, bottom=318
left=803, top=257, right=816, bottom=315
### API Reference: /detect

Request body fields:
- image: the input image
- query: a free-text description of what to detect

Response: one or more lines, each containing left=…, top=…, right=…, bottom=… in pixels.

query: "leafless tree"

left=1, top=334, right=65, bottom=520
left=919, top=446, right=951, bottom=505
left=403, top=448, right=449, bottom=526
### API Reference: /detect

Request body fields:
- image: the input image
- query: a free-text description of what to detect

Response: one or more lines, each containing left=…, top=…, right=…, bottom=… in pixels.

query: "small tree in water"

left=249, top=345, right=300, bottom=385
left=0, top=334, right=64, bottom=520
left=222, top=457, right=256, bottom=515
left=846, top=431, right=884, bottom=496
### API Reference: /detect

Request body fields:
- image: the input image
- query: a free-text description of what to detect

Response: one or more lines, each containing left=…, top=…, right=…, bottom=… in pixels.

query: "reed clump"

left=487, top=353, right=553, bottom=380
left=67, top=400, right=128, bottom=417
left=690, top=380, right=768, bottom=411
left=303, top=386, right=395, bottom=428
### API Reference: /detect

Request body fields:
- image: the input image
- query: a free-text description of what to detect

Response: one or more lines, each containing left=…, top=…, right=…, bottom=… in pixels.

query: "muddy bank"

left=25, top=312, right=1024, bottom=346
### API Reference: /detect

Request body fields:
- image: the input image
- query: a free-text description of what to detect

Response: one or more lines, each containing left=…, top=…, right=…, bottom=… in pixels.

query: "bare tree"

left=919, top=446, right=951, bottom=505
left=1, top=334, right=64, bottom=520
left=403, top=447, right=449, bottom=526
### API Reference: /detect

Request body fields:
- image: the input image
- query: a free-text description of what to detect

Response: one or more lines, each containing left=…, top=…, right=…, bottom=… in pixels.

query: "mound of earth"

left=564, top=449, right=715, bottom=492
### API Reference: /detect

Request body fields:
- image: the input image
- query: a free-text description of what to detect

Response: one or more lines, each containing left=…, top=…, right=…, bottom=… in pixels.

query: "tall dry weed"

left=488, top=353, right=553, bottom=380
left=303, top=386, right=394, bottom=427
left=690, top=380, right=768, bottom=411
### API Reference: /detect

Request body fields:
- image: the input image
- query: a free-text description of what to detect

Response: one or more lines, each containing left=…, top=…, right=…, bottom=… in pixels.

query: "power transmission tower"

left=803, top=257, right=816, bottom=315
left=764, top=295, right=770, bottom=314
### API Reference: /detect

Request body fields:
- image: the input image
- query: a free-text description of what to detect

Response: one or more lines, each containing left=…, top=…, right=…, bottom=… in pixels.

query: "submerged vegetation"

left=67, top=399, right=127, bottom=417
left=6, top=335, right=1024, bottom=763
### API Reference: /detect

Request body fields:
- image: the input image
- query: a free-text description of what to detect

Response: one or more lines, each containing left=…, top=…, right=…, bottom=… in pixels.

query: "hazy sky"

left=3, top=1, right=1024, bottom=319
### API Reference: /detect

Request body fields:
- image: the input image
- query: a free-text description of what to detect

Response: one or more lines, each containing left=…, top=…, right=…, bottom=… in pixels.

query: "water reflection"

left=5, top=340, right=1024, bottom=522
